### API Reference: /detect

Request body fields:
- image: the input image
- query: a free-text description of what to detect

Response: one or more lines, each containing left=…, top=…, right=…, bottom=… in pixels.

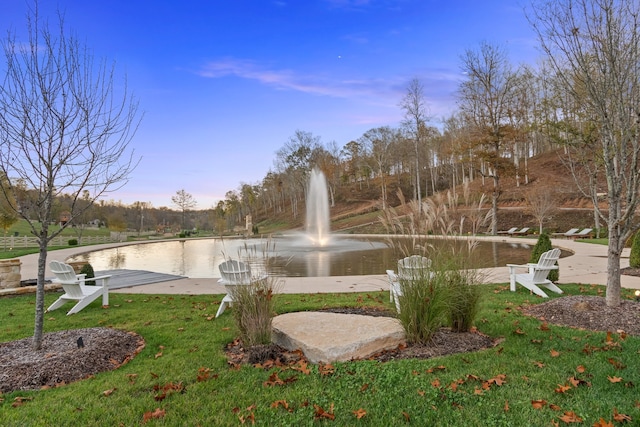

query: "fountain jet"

left=305, top=168, right=331, bottom=246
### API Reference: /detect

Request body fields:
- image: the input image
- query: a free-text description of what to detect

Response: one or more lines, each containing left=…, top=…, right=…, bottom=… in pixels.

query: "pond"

left=67, top=235, right=537, bottom=278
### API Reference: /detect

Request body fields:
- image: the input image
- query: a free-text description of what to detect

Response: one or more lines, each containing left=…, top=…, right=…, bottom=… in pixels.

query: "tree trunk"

left=491, top=177, right=500, bottom=236
left=32, top=241, right=48, bottom=350
left=606, top=235, right=622, bottom=307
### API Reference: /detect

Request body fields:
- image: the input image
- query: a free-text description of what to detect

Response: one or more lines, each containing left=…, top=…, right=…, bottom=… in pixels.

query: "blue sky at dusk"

left=1, top=1, right=539, bottom=209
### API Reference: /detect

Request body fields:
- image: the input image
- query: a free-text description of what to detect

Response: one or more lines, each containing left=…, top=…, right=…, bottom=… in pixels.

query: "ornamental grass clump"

left=381, top=187, right=486, bottom=343
left=230, top=276, right=279, bottom=347
left=396, top=269, right=450, bottom=344
left=446, top=268, right=482, bottom=333
left=226, top=240, right=282, bottom=347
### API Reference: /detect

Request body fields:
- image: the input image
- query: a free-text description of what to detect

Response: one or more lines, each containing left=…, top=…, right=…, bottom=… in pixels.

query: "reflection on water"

left=67, top=236, right=535, bottom=278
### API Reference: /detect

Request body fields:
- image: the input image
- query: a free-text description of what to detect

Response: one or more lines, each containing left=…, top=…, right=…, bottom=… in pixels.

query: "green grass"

left=579, top=238, right=608, bottom=245
left=1, top=285, right=639, bottom=426
left=3, top=219, right=111, bottom=238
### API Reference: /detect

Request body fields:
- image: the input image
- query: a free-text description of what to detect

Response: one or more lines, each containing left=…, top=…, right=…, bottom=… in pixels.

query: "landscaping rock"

left=271, top=311, right=405, bottom=363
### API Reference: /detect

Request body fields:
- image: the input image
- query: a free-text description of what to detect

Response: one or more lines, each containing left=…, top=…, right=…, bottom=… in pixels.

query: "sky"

left=1, top=0, right=540, bottom=209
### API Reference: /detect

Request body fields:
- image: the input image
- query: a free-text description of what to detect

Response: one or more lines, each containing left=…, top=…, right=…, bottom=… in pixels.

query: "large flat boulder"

left=271, top=311, right=405, bottom=363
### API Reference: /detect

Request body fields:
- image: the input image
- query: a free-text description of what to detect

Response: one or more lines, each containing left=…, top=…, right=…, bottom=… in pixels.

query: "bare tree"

left=400, top=78, right=430, bottom=213
left=458, top=42, right=520, bottom=235
left=529, top=0, right=640, bottom=307
left=359, top=126, right=396, bottom=210
left=274, top=130, right=322, bottom=218
left=172, top=189, right=197, bottom=230
left=0, top=7, right=140, bottom=349
left=525, top=187, right=557, bottom=234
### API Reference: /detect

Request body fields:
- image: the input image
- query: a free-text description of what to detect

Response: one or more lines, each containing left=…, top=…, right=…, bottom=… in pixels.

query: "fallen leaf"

left=313, top=404, right=335, bottom=420
left=576, top=365, right=585, bottom=373
left=607, top=358, right=626, bottom=370
left=292, top=360, right=310, bottom=375
left=558, top=411, right=582, bottom=423
left=607, top=376, right=623, bottom=383
left=318, top=363, right=335, bottom=376
left=555, top=384, right=571, bottom=393
left=534, top=361, right=545, bottom=368
left=489, top=374, right=507, bottom=386
left=593, top=418, right=613, bottom=427
left=531, top=399, right=547, bottom=409
left=431, top=379, right=441, bottom=388
left=102, top=388, right=116, bottom=397
left=402, top=411, right=410, bottom=422
left=539, top=322, right=550, bottom=331
left=142, top=408, right=166, bottom=423
left=352, top=408, right=367, bottom=419
left=612, top=407, right=632, bottom=422
left=504, top=400, right=509, bottom=412
left=271, top=400, right=291, bottom=412
left=550, top=349, right=560, bottom=357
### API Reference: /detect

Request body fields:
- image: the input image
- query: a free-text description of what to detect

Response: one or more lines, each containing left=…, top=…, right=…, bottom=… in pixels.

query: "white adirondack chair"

left=507, top=248, right=562, bottom=298
left=215, top=259, right=252, bottom=318
left=388, top=255, right=432, bottom=311
left=497, top=227, right=518, bottom=235
left=47, top=260, right=111, bottom=315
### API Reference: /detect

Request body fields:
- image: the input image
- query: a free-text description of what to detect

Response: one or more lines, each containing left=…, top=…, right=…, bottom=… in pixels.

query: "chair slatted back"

left=531, top=249, right=560, bottom=283
left=398, top=255, right=431, bottom=281
left=50, top=260, right=79, bottom=283
left=50, top=260, right=86, bottom=299
left=219, top=260, right=251, bottom=284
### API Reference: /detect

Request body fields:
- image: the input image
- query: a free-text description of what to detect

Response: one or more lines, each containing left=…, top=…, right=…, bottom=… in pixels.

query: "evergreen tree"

left=629, top=232, right=640, bottom=269
left=529, top=232, right=559, bottom=282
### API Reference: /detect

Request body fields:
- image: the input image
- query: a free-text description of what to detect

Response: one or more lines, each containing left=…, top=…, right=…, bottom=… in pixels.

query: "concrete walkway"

left=10, top=236, right=640, bottom=295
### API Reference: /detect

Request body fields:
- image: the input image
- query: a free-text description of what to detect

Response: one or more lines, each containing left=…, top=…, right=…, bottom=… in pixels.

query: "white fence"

left=0, top=235, right=118, bottom=249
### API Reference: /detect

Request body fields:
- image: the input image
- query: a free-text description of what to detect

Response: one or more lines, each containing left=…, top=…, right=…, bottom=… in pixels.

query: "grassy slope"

left=0, top=285, right=638, bottom=426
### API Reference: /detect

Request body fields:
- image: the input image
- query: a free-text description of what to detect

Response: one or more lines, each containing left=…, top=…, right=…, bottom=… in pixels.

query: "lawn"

left=0, top=284, right=638, bottom=426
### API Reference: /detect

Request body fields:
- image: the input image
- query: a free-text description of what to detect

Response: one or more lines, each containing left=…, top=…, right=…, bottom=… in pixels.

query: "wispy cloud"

left=197, top=57, right=397, bottom=99
left=197, top=57, right=461, bottom=118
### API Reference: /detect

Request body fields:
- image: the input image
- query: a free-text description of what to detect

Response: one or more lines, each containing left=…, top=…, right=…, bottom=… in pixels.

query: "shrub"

left=231, top=276, right=279, bottom=346
left=68, top=239, right=78, bottom=246
left=79, top=263, right=96, bottom=286
left=397, top=269, right=450, bottom=344
left=630, top=231, right=640, bottom=268
left=447, top=269, right=482, bottom=333
left=529, top=232, right=559, bottom=282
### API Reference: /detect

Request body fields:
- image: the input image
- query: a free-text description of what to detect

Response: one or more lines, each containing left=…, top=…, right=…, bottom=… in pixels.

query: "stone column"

left=0, top=259, right=22, bottom=289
